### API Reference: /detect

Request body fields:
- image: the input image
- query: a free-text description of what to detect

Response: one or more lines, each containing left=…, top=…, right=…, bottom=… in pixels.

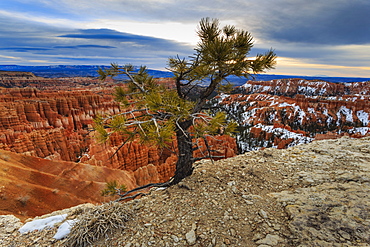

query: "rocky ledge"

left=1, top=136, right=369, bottom=246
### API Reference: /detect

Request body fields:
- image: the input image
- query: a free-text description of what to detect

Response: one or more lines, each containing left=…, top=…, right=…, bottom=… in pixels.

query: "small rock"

left=224, top=238, right=231, bottom=244
left=231, top=186, right=239, bottom=194
left=252, top=233, right=263, bottom=241
left=259, top=209, right=268, bottom=219
left=256, top=234, right=282, bottom=246
left=171, top=235, right=179, bottom=242
left=186, top=229, right=196, bottom=245
left=245, top=200, right=254, bottom=205
left=338, top=230, right=351, bottom=240
left=227, top=181, right=236, bottom=186
left=212, top=237, right=217, bottom=245
left=191, top=222, right=197, bottom=231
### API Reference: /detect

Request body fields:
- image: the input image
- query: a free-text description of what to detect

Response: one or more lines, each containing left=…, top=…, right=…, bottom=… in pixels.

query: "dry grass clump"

left=63, top=202, right=132, bottom=247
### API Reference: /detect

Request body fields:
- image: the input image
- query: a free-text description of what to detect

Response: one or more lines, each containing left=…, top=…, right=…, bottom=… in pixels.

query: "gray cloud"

left=0, top=15, right=193, bottom=68
left=54, top=45, right=116, bottom=49
left=16, top=0, right=370, bottom=46
left=1, top=0, right=369, bottom=76
left=256, top=0, right=370, bottom=45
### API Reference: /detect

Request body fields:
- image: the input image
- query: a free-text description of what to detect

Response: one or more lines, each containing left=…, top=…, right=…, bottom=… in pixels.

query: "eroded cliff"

left=212, top=79, right=370, bottom=152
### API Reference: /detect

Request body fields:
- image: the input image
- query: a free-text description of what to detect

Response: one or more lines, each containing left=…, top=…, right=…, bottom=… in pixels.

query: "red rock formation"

left=238, top=78, right=370, bottom=96
left=0, top=82, right=238, bottom=190
left=0, top=73, right=239, bottom=220
left=0, top=149, right=138, bottom=220
left=81, top=132, right=237, bottom=185
left=0, top=87, right=121, bottom=161
left=216, top=79, right=370, bottom=151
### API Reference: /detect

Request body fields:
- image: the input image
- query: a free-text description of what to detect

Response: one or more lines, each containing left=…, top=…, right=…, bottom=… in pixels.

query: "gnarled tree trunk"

left=172, top=121, right=193, bottom=184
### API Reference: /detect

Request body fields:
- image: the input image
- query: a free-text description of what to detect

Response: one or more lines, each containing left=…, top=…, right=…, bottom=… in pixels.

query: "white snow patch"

left=336, top=106, right=353, bottom=124
left=53, top=219, right=79, bottom=240
left=293, top=105, right=306, bottom=124
left=241, top=83, right=253, bottom=89
left=357, top=110, right=369, bottom=126
left=348, top=127, right=370, bottom=135
left=218, top=93, right=230, bottom=101
left=269, top=100, right=278, bottom=106
left=253, top=124, right=313, bottom=145
left=298, top=85, right=317, bottom=95
left=323, top=108, right=328, bottom=116
left=318, top=87, right=327, bottom=95
left=241, top=108, right=259, bottom=124
left=307, top=107, right=316, bottom=114
left=278, top=102, right=293, bottom=107
left=19, top=214, right=67, bottom=234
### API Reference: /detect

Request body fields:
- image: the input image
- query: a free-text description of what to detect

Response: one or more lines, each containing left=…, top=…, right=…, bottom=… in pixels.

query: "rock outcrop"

left=81, top=133, right=237, bottom=185
left=0, top=87, right=121, bottom=161
left=238, top=78, right=370, bottom=96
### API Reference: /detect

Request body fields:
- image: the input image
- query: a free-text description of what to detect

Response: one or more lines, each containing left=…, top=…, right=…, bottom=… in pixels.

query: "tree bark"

left=171, top=121, right=194, bottom=184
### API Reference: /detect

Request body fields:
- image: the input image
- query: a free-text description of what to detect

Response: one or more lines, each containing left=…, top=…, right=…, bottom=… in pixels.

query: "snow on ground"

left=293, top=105, right=306, bottom=124
left=298, top=86, right=317, bottom=95
left=218, top=93, right=230, bottom=101
left=253, top=124, right=313, bottom=145
left=308, top=107, right=316, bottom=114
left=357, top=110, right=370, bottom=126
left=241, top=108, right=259, bottom=124
left=53, top=219, right=79, bottom=240
left=348, top=127, right=370, bottom=135
left=278, top=102, right=293, bottom=107
left=19, top=214, right=67, bottom=234
left=18, top=213, right=79, bottom=240
left=238, top=123, right=314, bottom=152
left=336, top=106, right=353, bottom=125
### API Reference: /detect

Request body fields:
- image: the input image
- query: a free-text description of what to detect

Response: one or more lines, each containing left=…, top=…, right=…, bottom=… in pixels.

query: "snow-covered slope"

left=211, top=79, right=370, bottom=152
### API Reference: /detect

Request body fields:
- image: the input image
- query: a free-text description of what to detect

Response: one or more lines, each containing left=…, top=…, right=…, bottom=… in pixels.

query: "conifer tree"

left=96, top=18, right=276, bottom=195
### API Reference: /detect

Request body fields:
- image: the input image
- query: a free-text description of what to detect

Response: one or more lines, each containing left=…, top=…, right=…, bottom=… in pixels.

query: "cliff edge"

left=1, top=136, right=370, bottom=246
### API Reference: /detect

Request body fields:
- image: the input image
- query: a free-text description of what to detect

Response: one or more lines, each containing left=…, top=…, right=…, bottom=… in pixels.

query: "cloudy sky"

left=1, top=0, right=369, bottom=77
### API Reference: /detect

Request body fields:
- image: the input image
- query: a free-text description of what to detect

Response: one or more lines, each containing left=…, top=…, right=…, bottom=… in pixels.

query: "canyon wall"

left=2, top=72, right=369, bottom=220
left=213, top=79, right=370, bottom=152
left=0, top=87, right=120, bottom=161
left=0, top=74, right=238, bottom=186
left=0, top=73, right=238, bottom=219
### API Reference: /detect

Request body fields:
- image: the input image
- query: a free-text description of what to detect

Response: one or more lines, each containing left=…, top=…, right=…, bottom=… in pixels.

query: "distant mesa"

left=0, top=71, right=38, bottom=78
left=1, top=65, right=370, bottom=83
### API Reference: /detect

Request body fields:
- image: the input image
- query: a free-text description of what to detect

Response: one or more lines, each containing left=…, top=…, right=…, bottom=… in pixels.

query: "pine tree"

left=96, top=18, right=276, bottom=197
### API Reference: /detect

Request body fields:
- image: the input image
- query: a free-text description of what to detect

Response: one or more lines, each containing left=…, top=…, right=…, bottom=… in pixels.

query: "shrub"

left=63, top=202, right=132, bottom=247
left=100, top=180, right=126, bottom=197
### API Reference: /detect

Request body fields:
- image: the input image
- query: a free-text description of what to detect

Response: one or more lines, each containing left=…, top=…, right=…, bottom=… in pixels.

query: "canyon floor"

left=1, top=136, right=370, bottom=247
